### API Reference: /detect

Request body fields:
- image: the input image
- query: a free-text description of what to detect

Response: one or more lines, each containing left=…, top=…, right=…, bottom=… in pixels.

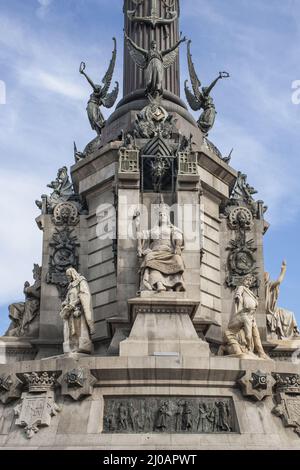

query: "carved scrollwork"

left=226, top=205, right=259, bottom=290
left=52, top=202, right=79, bottom=226
left=228, top=207, right=253, bottom=230
left=47, top=227, right=80, bottom=299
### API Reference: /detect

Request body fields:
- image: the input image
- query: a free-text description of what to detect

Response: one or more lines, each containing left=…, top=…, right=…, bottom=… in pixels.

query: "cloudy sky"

left=0, top=0, right=300, bottom=334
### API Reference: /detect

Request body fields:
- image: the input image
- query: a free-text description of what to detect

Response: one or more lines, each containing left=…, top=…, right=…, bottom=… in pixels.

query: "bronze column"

left=123, top=0, right=181, bottom=98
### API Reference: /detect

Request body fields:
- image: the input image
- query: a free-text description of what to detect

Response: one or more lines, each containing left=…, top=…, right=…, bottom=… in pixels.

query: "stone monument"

left=0, top=0, right=300, bottom=450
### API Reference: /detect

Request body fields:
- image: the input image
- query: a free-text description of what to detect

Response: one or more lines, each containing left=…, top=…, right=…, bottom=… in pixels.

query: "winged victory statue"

left=80, top=38, right=119, bottom=136
left=125, top=31, right=186, bottom=98
left=185, top=40, right=229, bottom=135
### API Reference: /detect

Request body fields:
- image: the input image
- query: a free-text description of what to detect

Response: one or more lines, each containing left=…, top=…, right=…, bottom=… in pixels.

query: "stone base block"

left=120, top=295, right=209, bottom=357
left=31, top=339, right=63, bottom=360
left=120, top=335, right=209, bottom=357
left=0, top=337, right=36, bottom=364
left=63, top=338, right=93, bottom=355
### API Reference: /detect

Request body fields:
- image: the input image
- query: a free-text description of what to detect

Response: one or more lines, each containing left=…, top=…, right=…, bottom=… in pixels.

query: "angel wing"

left=186, top=40, right=202, bottom=101
left=102, top=82, right=119, bottom=109
left=101, top=37, right=117, bottom=98
left=125, top=36, right=147, bottom=69
left=163, top=48, right=179, bottom=68
left=184, top=80, right=202, bottom=111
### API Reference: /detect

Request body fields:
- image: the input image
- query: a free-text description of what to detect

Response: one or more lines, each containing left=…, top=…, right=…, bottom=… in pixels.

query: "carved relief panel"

left=103, top=396, right=238, bottom=434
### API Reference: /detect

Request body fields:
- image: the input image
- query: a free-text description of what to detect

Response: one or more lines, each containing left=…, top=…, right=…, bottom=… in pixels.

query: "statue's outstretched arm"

left=162, top=36, right=186, bottom=56
left=276, top=260, right=287, bottom=286
left=80, top=62, right=97, bottom=91
left=124, top=32, right=147, bottom=56
left=204, top=71, right=229, bottom=96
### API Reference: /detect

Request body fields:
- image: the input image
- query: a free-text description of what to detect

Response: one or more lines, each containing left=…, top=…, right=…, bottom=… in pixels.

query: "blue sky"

left=0, top=0, right=300, bottom=334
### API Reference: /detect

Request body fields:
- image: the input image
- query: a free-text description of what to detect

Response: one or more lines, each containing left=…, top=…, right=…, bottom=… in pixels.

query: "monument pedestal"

left=0, top=337, right=36, bottom=364
left=119, top=293, right=210, bottom=357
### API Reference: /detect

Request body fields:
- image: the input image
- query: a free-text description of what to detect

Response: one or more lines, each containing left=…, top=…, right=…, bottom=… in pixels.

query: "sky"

left=0, top=0, right=300, bottom=334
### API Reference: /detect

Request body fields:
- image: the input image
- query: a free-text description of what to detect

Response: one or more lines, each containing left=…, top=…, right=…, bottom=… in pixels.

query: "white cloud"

left=36, top=0, right=53, bottom=19
left=20, top=68, right=86, bottom=100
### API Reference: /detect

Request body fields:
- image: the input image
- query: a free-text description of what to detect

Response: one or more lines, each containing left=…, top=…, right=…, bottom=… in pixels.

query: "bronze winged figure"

left=125, top=31, right=186, bottom=98
left=80, top=38, right=119, bottom=136
left=185, top=40, right=229, bottom=135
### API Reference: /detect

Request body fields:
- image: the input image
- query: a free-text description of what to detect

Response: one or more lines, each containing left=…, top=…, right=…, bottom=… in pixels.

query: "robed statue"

left=6, top=264, right=41, bottom=338
left=223, top=275, right=268, bottom=359
left=125, top=32, right=186, bottom=97
left=265, top=260, right=300, bottom=340
left=133, top=206, right=185, bottom=293
left=185, top=40, right=229, bottom=135
left=80, top=38, right=119, bottom=136
left=60, top=268, right=95, bottom=354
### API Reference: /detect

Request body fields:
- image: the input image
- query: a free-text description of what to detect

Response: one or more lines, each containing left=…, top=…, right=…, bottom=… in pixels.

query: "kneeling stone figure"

left=223, top=275, right=269, bottom=360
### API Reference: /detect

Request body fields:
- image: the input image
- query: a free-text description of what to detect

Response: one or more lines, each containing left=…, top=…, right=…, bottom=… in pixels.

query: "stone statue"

left=155, top=401, right=171, bottom=431
left=5, top=264, right=41, bottom=338
left=182, top=401, right=193, bottom=430
left=223, top=275, right=269, bottom=359
left=133, top=206, right=186, bottom=293
left=80, top=38, right=119, bottom=136
left=118, top=402, right=128, bottom=431
left=215, top=401, right=231, bottom=432
left=125, top=31, right=186, bottom=97
left=197, top=403, right=209, bottom=432
left=185, top=40, right=229, bottom=135
left=265, top=261, right=300, bottom=340
left=128, top=402, right=139, bottom=431
left=36, top=166, right=74, bottom=212
left=175, top=400, right=184, bottom=431
left=60, top=268, right=95, bottom=354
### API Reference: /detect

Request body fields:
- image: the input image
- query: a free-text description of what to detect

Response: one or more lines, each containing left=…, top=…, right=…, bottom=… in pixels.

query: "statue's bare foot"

left=258, top=351, right=269, bottom=360
left=156, top=282, right=166, bottom=293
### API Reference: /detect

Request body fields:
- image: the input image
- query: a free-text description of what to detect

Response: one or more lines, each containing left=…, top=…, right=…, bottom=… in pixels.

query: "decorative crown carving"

left=274, top=374, right=300, bottom=395
left=22, top=372, right=57, bottom=393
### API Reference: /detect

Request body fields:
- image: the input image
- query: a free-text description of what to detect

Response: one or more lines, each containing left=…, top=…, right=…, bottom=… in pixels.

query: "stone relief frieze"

left=103, top=396, right=237, bottom=434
